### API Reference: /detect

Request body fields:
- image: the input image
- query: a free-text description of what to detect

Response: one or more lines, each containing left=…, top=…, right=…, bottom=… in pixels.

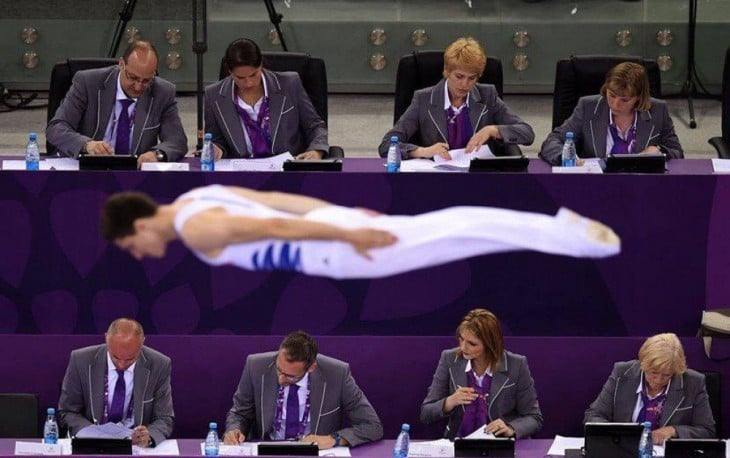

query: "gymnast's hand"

left=346, top=228, right=398, bottom=259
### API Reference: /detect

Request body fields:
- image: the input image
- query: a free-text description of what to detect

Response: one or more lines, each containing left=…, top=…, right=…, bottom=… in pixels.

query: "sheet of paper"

left=552, top=158, right=603, bottom=174
left=318, top=446, right=352, bottom=457
left=141, top=162, right=190, bottom=171
left=134, top=439, right=180, bottom=455
left=431, top=145, right=495, bottom=170
left=3, top=159, right=80, bottom=171
left=546, top=435, right=584, bottom=456
left=76, top=422, right=132, bottom=439
left=230, top=153, right=294, bottom=171
left=14, top=440, right=64, bottom=455
left=200, top=442, right=256, bottom=456
left=712, top=158, right=730, bottom=173
left=407, top=439, right=454, bottom=457
left=464, top=424, right=496, bottom=439
left=399, top=159, right=439, bottom=172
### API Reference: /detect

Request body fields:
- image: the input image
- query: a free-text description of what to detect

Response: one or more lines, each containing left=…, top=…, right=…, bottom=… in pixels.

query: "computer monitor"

left=257, top=441, right=319, bottom=456
left=71, top=437, right=132, bottom=455
left=583, top=422, right=643, bottom=458
left=603, top=153, right=666, bottom=173
left=454, top=438, right=515, bottom=457
left=78, top=155, right=138, bottom=171
left=468, top=156, right=529, bottom=173
left=665, top=439, right=726, bottom=458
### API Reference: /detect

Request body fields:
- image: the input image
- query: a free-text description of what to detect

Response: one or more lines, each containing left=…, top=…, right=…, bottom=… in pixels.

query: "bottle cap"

left=565, top=132, right=574, bottom=139
left=401, top=423, right=410, bottom=432
left=29, top=133, right=37, bottom=140
left=390, top=136, right=399, bottom=142
left=642, top=421, right=651, bottom=427
left=47, top=407, right=55, bottom=415
left=209, top=422, right=217, bottom=429
left=204, top=133, right=212, bottom=141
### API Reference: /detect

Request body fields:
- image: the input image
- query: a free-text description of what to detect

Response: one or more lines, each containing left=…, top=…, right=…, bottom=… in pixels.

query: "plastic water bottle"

left=204, top=422, right=219, bottom=456
left=43, top=408, right=58, bottom=444
left=26, top=132, right=40, bottom=171
left=561, top=131, right=577, bottom=167
left=638, top=421, right=653, bottom=458
left=393, top=423, right=410, bottom=458
left=386, top=136, right=401, bottom=173
left=201, top=133, right=215, bottom=172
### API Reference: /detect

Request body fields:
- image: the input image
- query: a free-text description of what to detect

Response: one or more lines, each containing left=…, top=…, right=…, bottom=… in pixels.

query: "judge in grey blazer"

left=421, top=309, right=543, bottom=440
left=584, top=333, right=715, bottom=445
left=224, top=331, right=382, bottom=449
left=46, top=40, right=187, bottom=165
left=57, top=318, right=174, bottom=447
left=205, top=38, right=328, bottom=160
left=379, top=38, right=534, bottom=159
left=540, top=62, right=683, bottom=165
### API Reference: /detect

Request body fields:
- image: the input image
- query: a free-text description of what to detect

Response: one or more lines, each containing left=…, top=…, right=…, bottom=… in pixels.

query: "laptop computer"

left=603, top=153, right=666, bottom=173
left=454, top=438, right=515, bottom=457
left=257, top=441, right=319, bottom=456
left=71, top=437, right=132, bottom=455
left=78, top=155, right=138, bottom=171
left=469, top=156, right=529, bottom=173
left=583, top=422, right=643, bottom=458
left=665, top=438, right=726, bottom=458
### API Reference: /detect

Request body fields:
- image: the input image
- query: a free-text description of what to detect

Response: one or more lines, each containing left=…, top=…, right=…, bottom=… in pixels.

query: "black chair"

left=392, top=50, right=520, bottom=156
left=551, top=55, right=662, bottom=129
left=0, top=393, right=39, bottom=438
left=708, top=47, right=730, bottom=159
left=47, top=58, right=118, bottom=155
left=699, top=370, right=722, bottom=437
left=218, top=51, right=343, bottom=159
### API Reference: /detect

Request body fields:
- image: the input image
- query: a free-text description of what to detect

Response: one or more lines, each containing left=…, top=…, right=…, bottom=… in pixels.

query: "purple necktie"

left=108, top=369, right=126, bottom=423
left=285, top=384, right=300, bottom=439
left=114, top=99, right=134, bottom=155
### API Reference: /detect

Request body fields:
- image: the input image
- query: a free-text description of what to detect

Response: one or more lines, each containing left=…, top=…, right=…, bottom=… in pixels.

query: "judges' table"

left=0, top=158, right=726, bottom=337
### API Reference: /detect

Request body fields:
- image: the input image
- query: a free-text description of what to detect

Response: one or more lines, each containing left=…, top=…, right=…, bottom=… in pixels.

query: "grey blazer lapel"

left=659, top=375, right=685, bottom=427
left=131, top=90, right=153, bottom=156
left=216, top=78, right=247, bottom=156
left=90, top=347, right=107, bottom=424
left=94, top=70, right=118, bottom=140
left=468, top=88, right=488, bottom=133
left=260, top=362, right=279, bottom=440
left=614, top=371, right=641, bottom=422
left=266, top=71, right=285, bottom=153
left=589, top=97, right=609, bottom=158
left=634, top=110, right=654, bottom=152
left=426, top=81, right=449, bottom=144
left=132, top=352, right=151, bottom=426
left=308, top=367, right=326, bottom=435
left=488, top=353, right=510, bottom=419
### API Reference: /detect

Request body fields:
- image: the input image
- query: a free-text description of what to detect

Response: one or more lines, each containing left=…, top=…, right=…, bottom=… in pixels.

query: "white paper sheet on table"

left=552, top=158, right=603, bottom=174
left=712, top=158, right=730, bottom=173
left=229, top=153, right=294, bottom=171
left=3, top=158, right=80, bottom=171
left=545, top=435, right=666, bottom=457
left=432, top=145, right=494, bottom=170
left=141, top=162, right=190, bottom=171
left=399, top=159, right=445, bottom=172
left=318, top=446, right=351, bottom=457
left=134, top=439, right=180, bottom=455
left=464, top=424, right=496, bottom=439
left=76, top=422, right=132, bottom=439
left=407, top=438, right=454, bottom=457
left=14, top=440, right=64, bottom=455
left=200, top=442, right=256, bottom=456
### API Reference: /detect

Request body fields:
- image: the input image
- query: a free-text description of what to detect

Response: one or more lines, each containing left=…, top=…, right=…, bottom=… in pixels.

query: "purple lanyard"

left=609, top=113, right=637, bottom=154
left=233, top=93, right=273, bottom=158
left=102, top=371, right=134, bottom=424
left=272, top=378, right=311, bottom=439
left=637, top=380, right=668, bottom=430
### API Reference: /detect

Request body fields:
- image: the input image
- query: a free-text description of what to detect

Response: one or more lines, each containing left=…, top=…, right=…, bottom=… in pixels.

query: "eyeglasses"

left=275, top=362, right=309, bottom=383
left=122, top=65, right=155, bottom=86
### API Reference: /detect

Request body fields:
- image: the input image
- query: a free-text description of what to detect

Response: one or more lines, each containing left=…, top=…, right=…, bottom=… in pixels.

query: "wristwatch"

left=154, top=150, right=168, bottom=162
left=331, top=431, right=341, bottom=447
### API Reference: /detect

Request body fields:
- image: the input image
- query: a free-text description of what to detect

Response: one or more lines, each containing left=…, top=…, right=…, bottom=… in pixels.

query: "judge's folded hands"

left=223, top=429, right=245, bottom=445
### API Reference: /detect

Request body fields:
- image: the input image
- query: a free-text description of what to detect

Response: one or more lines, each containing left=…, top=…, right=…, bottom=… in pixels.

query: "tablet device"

left=584, top=423, right=643, bottom=458
left=282, top=159, right=342, bottom=172
left=78, top=155, right=138, bottom=171
left=665, top=438, right=726, bottom=458
left=469, top=156, right=529, bottom=173
left=603, top=153, right=666, bottom=174
left=71, top=437, right=132, bottom=455
left=257, top=441, right=319, bottom=456
left=454, top=438, right=515, bottom=457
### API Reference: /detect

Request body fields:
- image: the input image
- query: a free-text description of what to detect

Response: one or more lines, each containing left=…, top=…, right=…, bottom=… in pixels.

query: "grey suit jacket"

left=420, top=349, right=543, bottom=439
left=46, top=66, right=188, bottom=161
left=225, top=352, right=383, bottom=447
left=378, top=79, right=535, bottom=158
left=57, top=344, right=175, bottom=445
left=204, top=70, right=329, bottom=158
left=584, top=360, right=715, bottom=439
left=540, top=95, right=683, bottom=165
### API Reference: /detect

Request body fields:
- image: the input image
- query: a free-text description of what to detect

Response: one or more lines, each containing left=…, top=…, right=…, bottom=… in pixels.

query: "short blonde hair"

left=600, top=62, right=652, bottom=112
left=638, top=333, right=687, bottom=375
left=443, top=37, right=487, bottom=77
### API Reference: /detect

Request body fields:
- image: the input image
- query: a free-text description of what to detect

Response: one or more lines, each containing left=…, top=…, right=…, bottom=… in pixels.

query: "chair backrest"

left=47, top=58, right=118, bottom=155
left=721, top=47, right=730, bottom=142
left=0, top=393, right=39, bottom=438
left=699, top=370, right=722, bottom=437
left=393, top=50, right=504, bottom=123
left=551, top=55, right=662, bottom=128
left=218, top=51, right=328, bottom=124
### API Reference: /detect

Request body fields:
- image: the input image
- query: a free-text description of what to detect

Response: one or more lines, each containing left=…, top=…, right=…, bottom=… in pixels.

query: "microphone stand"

left=193, top=0, right=208, bottom=151
left=681, top=0, right=710, bottom=129
left=108, top=0, right=138, bottom=57
left=263, top=0, right=288, bottom=51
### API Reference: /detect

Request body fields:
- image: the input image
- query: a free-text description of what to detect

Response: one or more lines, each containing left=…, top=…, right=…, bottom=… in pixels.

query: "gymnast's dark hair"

left=224, top=38, right=263, bottom=71
left=100, top=192, right=158, bottom=241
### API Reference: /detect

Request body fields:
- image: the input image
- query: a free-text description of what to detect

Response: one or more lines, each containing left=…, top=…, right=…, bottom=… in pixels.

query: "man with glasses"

left=47, top=40, right=187, bottom=167
left=223, top=331, right=383, bottom=450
